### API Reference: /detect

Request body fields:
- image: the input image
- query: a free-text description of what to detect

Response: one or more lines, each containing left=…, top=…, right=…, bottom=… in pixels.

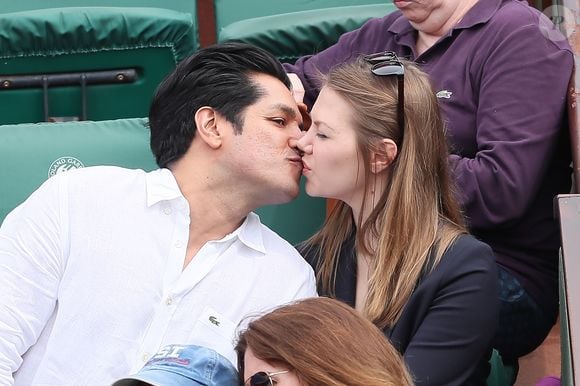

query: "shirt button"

left=142, top=352, right=150, bottom=362
left=174, top=240, right=183, bottom=248
left=163, top=207, right=172, bottom=215
left=165, top=296, right=173, bottom=306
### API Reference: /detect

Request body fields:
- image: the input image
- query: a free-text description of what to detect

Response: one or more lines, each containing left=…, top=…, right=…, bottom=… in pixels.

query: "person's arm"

left=402, top=238, right=499, bottom=385
left=449, top=24, right=573, bottom=229
left=0, top=177, right=65, bottom=384
left=284, top=14, right=399, bottom=107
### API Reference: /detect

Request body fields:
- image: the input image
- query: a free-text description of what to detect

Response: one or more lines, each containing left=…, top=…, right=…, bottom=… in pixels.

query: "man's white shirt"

left=0, top=167, right=317, bottom=385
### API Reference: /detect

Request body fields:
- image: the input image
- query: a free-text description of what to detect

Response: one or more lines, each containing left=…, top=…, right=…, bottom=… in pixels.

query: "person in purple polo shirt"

left=285, top=0, right=573, bottom=371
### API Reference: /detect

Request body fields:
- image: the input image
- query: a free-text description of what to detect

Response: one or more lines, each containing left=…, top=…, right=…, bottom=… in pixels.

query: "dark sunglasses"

left=363, top=51, right=405, bottom=136
left=245, top=370, right=289, bottom=386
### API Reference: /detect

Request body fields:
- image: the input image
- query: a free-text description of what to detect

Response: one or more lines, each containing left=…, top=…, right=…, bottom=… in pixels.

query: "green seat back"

left=215, top=0, right=387, bottom=32
left=255, top=181, right=325, bottom=244
left=0, top=118, right=156, bottom=224
left=555, top=194, right=580, bottom=385
left=0, top=0, right=196, bottom=16
left=486, top=349, right=515, bottom=386
left=0, top=118, right=324, bottom=245
left=218, top=4, right=395, bottom=64
left=0, top=7, right=196, bottom=125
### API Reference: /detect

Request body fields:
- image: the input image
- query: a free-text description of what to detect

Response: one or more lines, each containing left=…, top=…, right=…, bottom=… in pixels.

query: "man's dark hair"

left=148, top=42, right=291, bottom=168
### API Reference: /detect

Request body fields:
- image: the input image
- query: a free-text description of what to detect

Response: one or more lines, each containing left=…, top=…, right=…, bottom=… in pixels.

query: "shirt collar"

left=387, top=0, right=500, bottom=37
left=236, top=212, right=267, bottom=254
left=145, top=168, right=183, bottom=207
left=199, top=213, right=266, bottom=254
left=145, top=169, right=267, bottom=254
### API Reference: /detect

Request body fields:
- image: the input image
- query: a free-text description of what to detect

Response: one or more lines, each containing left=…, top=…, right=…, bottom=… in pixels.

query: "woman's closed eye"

left=316, top=132, right=329, bottom=139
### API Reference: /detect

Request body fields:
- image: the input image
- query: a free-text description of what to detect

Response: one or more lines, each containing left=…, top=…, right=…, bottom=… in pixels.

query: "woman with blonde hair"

left=235, top=297, right=413, bottom=386
left=295, top=54, right=498, bottom=385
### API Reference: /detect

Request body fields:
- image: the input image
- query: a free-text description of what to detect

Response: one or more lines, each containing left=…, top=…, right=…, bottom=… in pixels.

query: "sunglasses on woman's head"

left=363, top=51, right=405, bottom=137
left=245, top=370, right=289, bottom=386
left=364, top=51, right=399, bottom=64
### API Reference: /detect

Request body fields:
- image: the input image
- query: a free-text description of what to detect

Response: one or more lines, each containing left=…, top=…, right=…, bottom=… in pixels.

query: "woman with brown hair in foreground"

left=235, top=297, right=413, bottom=386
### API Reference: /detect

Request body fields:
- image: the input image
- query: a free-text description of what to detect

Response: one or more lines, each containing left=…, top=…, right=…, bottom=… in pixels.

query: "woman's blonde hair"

left=235, top=297, right=414, bottom=386
left=304, top=57, right=466, bottom=329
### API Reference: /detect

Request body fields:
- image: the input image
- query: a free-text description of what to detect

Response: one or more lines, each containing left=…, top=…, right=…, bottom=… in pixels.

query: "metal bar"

left=42, top=75, right=49, bottom=122
left=0, top=68, right=137, bottom=90
left=80, top=73, right=87, bottom=121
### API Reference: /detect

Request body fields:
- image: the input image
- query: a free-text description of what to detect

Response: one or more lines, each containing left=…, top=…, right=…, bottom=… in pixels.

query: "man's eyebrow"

left=266, top=103, right=298, bottom=119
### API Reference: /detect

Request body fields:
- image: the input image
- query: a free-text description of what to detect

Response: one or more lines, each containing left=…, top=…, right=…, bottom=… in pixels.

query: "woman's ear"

left=371, top=138, right=398, bottom=174
left=194, top=106, right=222, bottom=149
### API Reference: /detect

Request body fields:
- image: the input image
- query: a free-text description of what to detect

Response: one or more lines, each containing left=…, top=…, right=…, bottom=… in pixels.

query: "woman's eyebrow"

left=312, top=120, right=336, bottom=133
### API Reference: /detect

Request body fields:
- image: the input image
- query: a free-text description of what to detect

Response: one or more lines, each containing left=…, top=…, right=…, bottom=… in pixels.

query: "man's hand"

left=288, top=73, right=305, bottom=104
left=297, top=102, right=311, bottom=131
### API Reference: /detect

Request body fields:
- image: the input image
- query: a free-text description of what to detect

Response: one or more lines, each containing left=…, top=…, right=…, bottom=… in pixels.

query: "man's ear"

left=371, top=138, right=398, bottom=174
left=194, top=107, right=222, bottom=149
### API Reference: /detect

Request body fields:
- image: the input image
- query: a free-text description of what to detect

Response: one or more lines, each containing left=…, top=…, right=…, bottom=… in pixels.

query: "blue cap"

left=112, top=344, right=240, bottom=386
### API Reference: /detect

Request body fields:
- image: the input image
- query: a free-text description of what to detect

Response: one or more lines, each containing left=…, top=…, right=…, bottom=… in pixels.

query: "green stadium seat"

left=486, top=349, right=516, bottom=386
left=214, top=0, right=387, bottom=34
left=555, top=194, right=580, bottom=385
left=0, top=118, right=325, bottom=245
left=0, top=0, right=196, bottom=17
left=0, top=118, right=156, bottom=222
left=218, top=4, right=395, bottom=64
left=0, top=7, right=196, bottom=124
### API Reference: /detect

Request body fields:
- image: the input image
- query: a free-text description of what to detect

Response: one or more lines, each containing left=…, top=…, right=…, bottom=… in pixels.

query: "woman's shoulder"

left=438, top=234, right=497, bottom=274
left=296, top=240, right=318, bottom=256
left=296, top=235, right=355, bottom=269
left=448, top=233, right=493, bottom=253
left=296, top=241, right=322, bottom=269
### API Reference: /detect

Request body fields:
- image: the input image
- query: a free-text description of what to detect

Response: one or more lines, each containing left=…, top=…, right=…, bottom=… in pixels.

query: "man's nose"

left=292, top=132, right=312, bottom=154
left=289, top=135, right=303, bottom=151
